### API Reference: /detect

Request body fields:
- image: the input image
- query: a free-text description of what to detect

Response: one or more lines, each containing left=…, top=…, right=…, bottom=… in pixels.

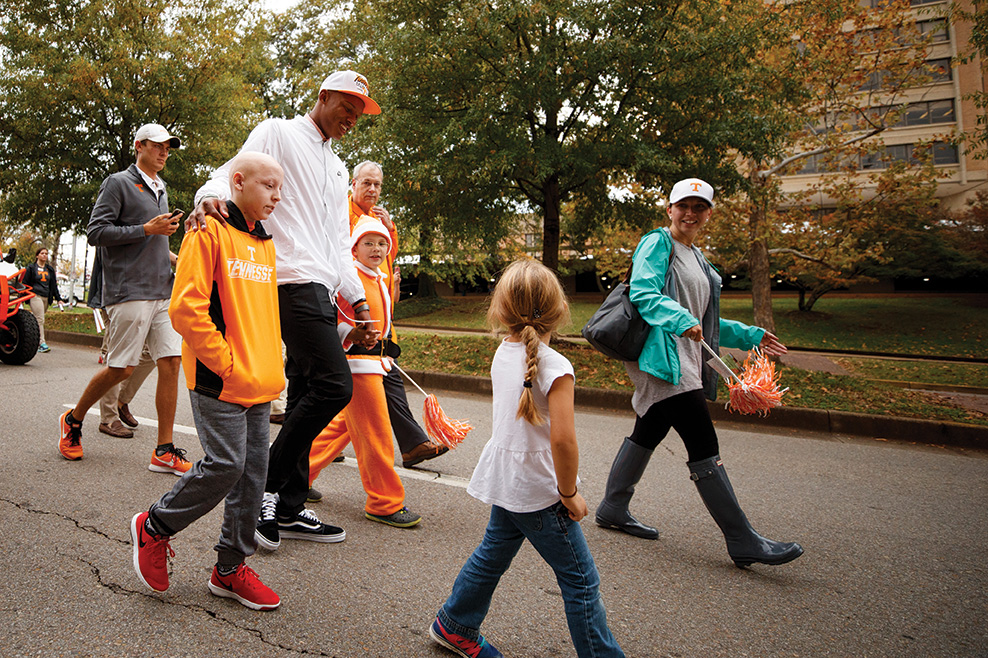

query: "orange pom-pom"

left=422, top=394, right=472, bottom=448
left=726, top=351, right=787, bottom=416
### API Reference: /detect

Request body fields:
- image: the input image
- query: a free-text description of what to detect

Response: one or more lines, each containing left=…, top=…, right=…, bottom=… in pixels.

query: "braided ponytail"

left=487, top=259, right=571, bottom=427
left=516, top=324, right=544, bottom=424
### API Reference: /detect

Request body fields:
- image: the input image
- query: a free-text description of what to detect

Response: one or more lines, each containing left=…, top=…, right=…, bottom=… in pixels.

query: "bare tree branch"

left=758, top=127, right=884, bottom=178
left=768, top=247, right=841, bottom=271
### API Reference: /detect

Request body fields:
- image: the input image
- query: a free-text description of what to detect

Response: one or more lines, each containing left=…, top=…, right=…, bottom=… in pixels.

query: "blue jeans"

left=439, top=503, right=625, bottom=658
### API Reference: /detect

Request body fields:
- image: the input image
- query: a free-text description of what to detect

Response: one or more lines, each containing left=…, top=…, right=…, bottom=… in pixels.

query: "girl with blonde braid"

left=429, top=259, right=624, bottom=658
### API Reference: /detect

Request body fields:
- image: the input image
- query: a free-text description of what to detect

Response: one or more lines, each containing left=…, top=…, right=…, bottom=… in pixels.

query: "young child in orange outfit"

left=308, top=215, right=421, bottom=528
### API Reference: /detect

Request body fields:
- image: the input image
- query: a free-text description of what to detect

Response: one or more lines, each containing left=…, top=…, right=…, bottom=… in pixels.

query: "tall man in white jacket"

left=191, top=71, right=380, bottom=550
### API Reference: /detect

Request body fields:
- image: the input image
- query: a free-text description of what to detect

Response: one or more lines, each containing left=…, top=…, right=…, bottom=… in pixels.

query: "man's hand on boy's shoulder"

left=187, top=197, right=228, bottom=232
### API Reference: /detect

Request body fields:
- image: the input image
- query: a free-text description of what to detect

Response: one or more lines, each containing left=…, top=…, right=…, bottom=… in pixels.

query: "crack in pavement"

left=1, top=496, right=128, bottom=545
left=1, top=497, right=337, bottom=657
left=71, top=554, right=337, bottom=657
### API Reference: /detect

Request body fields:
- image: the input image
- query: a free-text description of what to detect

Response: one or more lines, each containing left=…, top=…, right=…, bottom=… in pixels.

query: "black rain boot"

left=595, top=438, right=659, bottom=540
left=688, top=455, right=803, bottom=568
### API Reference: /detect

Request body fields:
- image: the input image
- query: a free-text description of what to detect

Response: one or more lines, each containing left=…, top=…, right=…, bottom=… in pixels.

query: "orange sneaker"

left=149, top=445, right=192, bottom=476
left=59, top=410, right=83, bottom=460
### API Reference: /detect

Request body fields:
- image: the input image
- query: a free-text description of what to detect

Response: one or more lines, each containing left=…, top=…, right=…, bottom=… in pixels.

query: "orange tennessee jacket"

left=169, top=202, right=284, bottom=406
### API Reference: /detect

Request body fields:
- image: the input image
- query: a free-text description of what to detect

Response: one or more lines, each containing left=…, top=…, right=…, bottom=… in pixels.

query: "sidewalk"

left=46, top=329, right=988, bottom=451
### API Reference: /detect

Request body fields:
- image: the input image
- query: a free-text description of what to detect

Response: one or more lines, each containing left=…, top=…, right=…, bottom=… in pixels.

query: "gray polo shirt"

left=87, top=164, right=174, bottom=306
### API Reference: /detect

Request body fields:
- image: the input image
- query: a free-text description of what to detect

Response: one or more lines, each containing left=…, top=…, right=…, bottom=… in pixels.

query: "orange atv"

left=0, top=253, right=41, bottom=364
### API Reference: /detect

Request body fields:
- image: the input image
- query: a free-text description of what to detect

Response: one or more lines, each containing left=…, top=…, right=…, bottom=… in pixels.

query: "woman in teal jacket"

left=594, top=178, right=803, bottom=568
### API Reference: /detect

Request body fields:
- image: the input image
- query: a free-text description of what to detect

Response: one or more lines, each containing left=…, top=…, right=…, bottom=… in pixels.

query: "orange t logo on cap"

left=690, top=182, right=701, bottom=191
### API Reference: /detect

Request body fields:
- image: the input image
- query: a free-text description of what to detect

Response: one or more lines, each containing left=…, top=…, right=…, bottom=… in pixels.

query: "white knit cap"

left=351, top=215, right=392, bottom=250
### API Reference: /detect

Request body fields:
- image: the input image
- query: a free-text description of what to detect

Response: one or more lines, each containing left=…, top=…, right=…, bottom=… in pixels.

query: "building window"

left=862, top=0, right=945, bottom=6
left=917, top=19, right=949, bottom=42
left=899, top=99, right=955, bottom=126
left=931, top=142, right=959, bottom=165
left=861, top=69, right=888, bottom=92
left=926, top=99, right=955, bottom=124
left=789, top=141, right=958, bottom=174
left=885, top=143, right=913, bottom=163
left=795, top=154, right=818, bottom=174
left=865, top=142, right=958, bottom=168
left=926, top=57, right=953, bottom=82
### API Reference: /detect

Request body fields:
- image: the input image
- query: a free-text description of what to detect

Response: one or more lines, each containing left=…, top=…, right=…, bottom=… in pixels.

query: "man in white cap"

left=191, top=70, right=381, bottom=550
left=59, top=123, right=193, bottom=479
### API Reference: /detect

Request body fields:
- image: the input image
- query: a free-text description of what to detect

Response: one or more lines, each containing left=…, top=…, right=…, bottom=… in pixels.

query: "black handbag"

left=581, top=263, right=649, bottom=362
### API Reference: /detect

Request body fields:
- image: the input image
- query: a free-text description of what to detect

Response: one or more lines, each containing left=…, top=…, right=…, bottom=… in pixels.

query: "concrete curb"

left=46, top=332, right=986, bottom=451
left=47, top=330, right=102, bottom=348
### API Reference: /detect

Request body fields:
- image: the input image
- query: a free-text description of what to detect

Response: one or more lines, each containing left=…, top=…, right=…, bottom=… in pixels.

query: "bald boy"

left=129, top=152, right=288, bottom=610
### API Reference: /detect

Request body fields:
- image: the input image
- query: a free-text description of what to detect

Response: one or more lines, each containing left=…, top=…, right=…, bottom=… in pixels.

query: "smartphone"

left=169, top=209, right=183, bottom=219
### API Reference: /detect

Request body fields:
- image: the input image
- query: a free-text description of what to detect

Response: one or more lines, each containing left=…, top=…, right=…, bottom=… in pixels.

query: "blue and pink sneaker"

left=429, top=617, right=503, bottom=658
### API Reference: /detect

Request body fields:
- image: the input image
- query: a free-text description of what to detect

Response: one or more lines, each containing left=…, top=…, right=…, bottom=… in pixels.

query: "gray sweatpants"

left=150, top=391, right=270, bottom=568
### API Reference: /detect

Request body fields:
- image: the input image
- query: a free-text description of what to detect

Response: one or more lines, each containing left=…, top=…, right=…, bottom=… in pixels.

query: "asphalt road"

left=1, top=343, right=986, bottom=657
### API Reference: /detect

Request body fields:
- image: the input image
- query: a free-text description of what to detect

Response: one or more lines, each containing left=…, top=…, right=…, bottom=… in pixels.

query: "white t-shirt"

left=467, top=339, right=577, bottom=513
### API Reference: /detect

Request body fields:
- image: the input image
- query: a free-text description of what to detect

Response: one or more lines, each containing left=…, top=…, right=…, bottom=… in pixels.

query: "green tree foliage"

left=260, top=0, right=347, bottom=119
left=938, top=190, right=988, bottom=279
left=0, top=0, right=271, bottom=238
left=772, top=160, right=939, bottom=311
left=347, top=0, right=797, bottom=274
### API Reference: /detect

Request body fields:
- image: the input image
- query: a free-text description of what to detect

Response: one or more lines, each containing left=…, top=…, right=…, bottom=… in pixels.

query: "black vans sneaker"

left=278, top=508, right=346, bottom=543
left=254, top=492, right=280, bottom=551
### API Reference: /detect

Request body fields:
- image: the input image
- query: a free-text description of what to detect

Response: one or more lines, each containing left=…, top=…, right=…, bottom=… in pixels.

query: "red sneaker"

left=59, top=410, right=83, bottom=461
left=130, top=512, right=173, bottom=592
left=208, top=563, right=280, bottom=611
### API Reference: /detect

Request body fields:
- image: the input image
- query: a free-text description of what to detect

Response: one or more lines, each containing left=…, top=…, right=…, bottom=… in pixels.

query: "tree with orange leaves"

left=706, top=0, right=943, bottom=329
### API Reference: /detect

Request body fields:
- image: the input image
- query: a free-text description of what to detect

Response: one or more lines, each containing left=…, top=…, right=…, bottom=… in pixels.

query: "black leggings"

left=629, top=389, right=719, bottom=463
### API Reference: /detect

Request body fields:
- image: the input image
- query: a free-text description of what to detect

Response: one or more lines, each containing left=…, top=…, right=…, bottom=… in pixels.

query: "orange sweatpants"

left=309, top=373, right=405, bottom=516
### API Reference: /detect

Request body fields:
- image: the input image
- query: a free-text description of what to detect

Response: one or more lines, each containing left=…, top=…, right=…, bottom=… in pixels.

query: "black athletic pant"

left=629, top=389, right=720, bottom=463
left=382, top=367, right=429, bottom=455
left=266, top=283, right=352, bottom=516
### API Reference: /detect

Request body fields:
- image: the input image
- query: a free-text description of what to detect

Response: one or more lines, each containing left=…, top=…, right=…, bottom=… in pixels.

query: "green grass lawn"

left=397, top=331, right=988, bottom=427
left=42, top=307, right=99, bottom=334
left=719, top=295, right=987, bottom=359
left=834, top=357, right=988, bottom=389
left=398, top=293, right=988, bottom=359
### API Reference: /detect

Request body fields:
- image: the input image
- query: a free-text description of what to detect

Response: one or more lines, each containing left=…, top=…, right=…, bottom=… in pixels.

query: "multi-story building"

left=780, top=0, right=986, bottom=211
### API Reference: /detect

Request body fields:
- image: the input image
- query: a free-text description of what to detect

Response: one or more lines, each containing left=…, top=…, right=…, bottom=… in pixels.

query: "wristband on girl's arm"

left=557, top=485, right=578, bottom=499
